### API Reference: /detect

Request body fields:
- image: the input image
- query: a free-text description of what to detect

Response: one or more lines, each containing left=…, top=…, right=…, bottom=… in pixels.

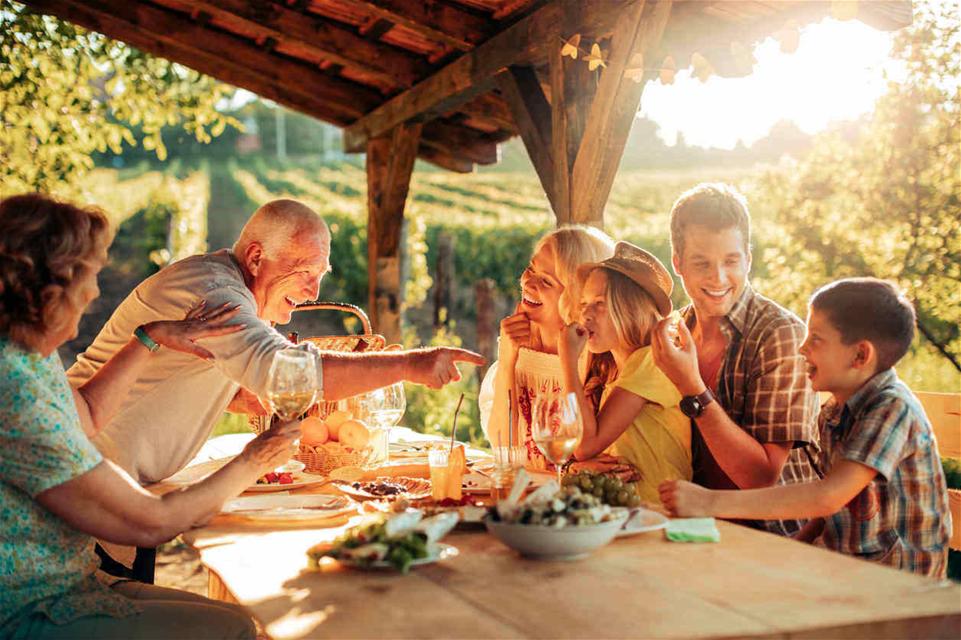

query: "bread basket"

left=249, top=301, right=387, bottom=475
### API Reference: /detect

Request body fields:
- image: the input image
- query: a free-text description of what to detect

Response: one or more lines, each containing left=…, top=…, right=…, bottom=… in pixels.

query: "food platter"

left=221, top=494, right=354, bottom=522
left=336, top=543, right=459, bottom=570
left=245, top=470, right=329, bottom=493
left=334, top=476, right=431, bottom=501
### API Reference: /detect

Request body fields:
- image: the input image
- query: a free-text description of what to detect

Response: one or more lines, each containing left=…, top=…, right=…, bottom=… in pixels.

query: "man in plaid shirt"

left=651, top=183, right=820, bottom=536
left=659, top=278, right=951, bottom=578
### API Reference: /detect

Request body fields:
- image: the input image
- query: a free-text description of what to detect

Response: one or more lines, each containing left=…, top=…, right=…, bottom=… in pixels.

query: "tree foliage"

left=0, top=0, right=239, bottom=195
left=752, top=0, right=961, bottom=371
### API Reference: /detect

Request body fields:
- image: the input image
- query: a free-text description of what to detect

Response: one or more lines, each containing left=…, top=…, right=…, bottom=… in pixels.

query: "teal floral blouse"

left=0, top=337, right=137, bottom=633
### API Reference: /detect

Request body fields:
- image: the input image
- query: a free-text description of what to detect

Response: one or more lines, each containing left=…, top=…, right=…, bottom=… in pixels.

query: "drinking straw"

left=450, top=392, right=465, bottom=453
left=507, top=391, right=514, bottom=465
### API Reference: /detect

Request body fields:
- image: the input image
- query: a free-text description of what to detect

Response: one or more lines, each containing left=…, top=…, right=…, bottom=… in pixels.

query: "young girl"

left=559, top=241, right=692, bottom=503
left=479, top=226, right=615, bottom=470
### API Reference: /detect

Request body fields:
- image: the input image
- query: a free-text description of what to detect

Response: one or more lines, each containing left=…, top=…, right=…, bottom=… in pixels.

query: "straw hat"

left=576, top=241, right=673, bottom=316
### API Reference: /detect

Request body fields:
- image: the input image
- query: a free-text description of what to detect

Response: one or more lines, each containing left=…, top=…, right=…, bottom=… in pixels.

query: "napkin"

left=665, top=517, right=720, bottom=543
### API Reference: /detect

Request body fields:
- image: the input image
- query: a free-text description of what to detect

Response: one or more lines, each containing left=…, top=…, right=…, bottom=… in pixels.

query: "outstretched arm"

left=36, top=420, right=299, bottom=547
left=658, top=459, right=877, bottom=520
left=318, top=347, right=486, bottom=401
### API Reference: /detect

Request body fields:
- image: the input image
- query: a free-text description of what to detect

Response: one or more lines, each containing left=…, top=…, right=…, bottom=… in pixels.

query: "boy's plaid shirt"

left=684, top=285, right=821, bottom=536
left=817, top=369, right=951, bottom=579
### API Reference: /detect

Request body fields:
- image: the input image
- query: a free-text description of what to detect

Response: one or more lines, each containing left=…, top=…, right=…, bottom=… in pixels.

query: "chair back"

left=917, top=391, right=961, bottom=551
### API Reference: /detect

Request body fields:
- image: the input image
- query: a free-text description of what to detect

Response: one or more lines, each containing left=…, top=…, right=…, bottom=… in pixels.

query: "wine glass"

left=531, top=392, right=583, bottom=489
left=366, top=383, right=406, bottom=429
left=354, top=383, right=406, bottom=466
left=264, top=348, right=318, bottom=472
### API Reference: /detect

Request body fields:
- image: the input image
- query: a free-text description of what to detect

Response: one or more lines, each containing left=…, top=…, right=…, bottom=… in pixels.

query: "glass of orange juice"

left=429, top=448, right=452, bottom=501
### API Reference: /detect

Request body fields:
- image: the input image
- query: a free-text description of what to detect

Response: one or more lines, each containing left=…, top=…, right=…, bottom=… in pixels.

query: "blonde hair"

left=534, top=226, right=615, bottom=323
left=233, top=199, right=328, bottom=259
left=581, top=269, right=662, bottom=410
left=0, top=193, right=112, bottom=350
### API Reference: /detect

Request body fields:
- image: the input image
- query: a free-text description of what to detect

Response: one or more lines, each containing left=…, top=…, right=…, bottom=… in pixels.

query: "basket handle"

left=292, top=301, right=373, bottom=334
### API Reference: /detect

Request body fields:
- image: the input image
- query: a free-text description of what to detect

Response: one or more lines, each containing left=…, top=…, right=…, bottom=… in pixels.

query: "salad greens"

left=308, top=510, right=456, bottom=573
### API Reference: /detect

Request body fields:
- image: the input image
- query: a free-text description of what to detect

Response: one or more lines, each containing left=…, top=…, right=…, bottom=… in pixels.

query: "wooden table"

left=182, top=514, right=961, bottom=639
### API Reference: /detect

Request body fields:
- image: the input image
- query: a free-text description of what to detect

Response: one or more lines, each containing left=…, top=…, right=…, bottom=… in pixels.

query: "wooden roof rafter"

left=24, top=0, right=509, bottom=172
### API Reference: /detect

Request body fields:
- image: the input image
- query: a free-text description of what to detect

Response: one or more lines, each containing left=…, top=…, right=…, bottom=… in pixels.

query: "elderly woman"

left=0, top=194, right=298, bottom=639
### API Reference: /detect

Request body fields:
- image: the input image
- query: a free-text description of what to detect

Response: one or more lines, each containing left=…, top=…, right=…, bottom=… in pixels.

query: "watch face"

left=680, top=396, right=702, bottom=418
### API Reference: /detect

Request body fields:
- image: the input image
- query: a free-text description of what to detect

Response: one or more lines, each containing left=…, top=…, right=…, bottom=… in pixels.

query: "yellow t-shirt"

left=601, top=346, right=693, bottom=504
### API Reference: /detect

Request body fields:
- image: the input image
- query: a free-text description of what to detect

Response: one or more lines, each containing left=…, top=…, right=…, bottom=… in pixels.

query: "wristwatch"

left=679, top=388, right=715, bottom=419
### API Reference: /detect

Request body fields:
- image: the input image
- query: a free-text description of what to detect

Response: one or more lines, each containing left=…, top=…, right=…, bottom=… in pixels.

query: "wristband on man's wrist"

left=133, top=325, right=160, bottom=353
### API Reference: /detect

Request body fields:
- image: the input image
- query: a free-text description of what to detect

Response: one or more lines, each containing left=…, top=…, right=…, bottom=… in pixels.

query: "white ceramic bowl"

left=484, top=509, right=630, bottom=560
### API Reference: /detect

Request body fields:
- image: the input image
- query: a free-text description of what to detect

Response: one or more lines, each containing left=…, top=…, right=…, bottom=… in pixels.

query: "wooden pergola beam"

left=495, top=65, right=557, bottom=213
left=367, top=122, right=423, bottom=343
left=23, top=0, right=490, bottom=170
left=348, top=0, right=493, bottom=51
left=157, top=0, right=430, bottom=90
left=26, top=0, right=381, bottom=121
left=570, top=0, right=674, bottom=223
left=342, top=0, right=634, bottom=152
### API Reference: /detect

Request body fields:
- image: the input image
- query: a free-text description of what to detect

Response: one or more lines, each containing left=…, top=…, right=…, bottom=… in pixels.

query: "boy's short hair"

left=669, top=183, right=751, bottom=257
left=810, top=278, right=916, bottom=372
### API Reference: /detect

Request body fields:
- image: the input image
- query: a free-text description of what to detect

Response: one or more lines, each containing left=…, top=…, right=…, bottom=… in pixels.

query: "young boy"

left=659, top=278, right=952, bottom=578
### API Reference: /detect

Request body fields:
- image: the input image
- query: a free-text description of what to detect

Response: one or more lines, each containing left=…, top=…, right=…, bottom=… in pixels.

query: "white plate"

left=222, top=494, right=352, bottom=521
left=245, top=471, right=328, bottom=493
left=338, top=543, right=459, bottom=570
left=616, top=507, right=669, bottom=537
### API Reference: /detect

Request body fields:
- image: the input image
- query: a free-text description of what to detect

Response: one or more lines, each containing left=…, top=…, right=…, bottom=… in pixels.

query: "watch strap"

left=134, top=325, right=160, bottom=352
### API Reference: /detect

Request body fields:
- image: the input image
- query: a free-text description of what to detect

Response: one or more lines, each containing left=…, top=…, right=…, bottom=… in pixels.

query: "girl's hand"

left=499, top=303, right=531, bottom=355
left=559, top=322, right=588, bottom=364
left=142, top=301, right=244, bottom=360
left=240, top=419, right=301, bottom=473
left=651, top=316, right=704, bottom=396
left=658, top=479, right=714, bottom=517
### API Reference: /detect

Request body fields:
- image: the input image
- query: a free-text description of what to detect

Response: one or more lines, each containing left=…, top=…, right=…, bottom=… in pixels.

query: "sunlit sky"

left=640, top=18, right=900, bottom=149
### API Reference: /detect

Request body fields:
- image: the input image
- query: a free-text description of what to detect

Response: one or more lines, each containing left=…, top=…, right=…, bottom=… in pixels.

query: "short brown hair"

left=0, top=193, right=112, bottom=349
left=810, top=278, right=916, bottom=372
left=669, top=183, right=751, bottom=257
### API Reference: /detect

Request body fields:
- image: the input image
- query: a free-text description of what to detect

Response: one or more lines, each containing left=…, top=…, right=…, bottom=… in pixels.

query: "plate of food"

left=334, top=476, right=431, bottom=501
left=616, top=507, right=669, bottom=537
left=246, top=470, right=328, bottom=493
left=461, top=473, right=492, bottom=495
left=484, top=470, right=629, bottom=560
left=221, top=494, right=353, bottom=522
left=420, top=495, right=489, bottom=529
left=308, top=510, right=459, bottom=573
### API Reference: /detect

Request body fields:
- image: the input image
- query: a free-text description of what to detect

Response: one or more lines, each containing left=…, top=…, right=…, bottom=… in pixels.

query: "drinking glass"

left=531, top=392, right=583, bottom=488
left=264, top=348, right=318, bottom=472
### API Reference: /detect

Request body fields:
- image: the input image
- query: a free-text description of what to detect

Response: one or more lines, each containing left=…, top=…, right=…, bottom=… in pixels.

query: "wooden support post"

left=366, top=122, right=422, bottom=344
left=499, top=0, right=673, bottom=228
left=474, top=278, right=497, bottom=377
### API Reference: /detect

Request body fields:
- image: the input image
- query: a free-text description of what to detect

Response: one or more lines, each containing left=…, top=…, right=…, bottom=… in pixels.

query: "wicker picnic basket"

left=249, top=301, right=387, bottom=476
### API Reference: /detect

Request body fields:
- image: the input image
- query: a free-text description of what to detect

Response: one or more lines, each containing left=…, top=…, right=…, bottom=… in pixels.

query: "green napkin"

left=665, top=517, right=720, bottom=543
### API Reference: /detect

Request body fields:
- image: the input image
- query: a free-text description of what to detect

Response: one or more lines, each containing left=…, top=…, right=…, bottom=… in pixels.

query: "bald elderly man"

left=68, top=199, right=484, bottom=484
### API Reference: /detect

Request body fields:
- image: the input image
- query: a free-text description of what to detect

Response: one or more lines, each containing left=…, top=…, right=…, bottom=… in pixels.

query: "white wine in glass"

left=532, top=392, right=583, bottom=488
left=264, top=349, right=318, bottom=472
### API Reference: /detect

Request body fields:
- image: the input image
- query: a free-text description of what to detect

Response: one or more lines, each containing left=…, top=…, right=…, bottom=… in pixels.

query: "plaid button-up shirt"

left=817, top=369, right=951, bottom=579
left=684, top=284, right=821, bottom=536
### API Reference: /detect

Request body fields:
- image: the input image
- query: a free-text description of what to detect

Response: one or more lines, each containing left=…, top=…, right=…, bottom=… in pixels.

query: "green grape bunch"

left=562, top=471, right=642, bottom=508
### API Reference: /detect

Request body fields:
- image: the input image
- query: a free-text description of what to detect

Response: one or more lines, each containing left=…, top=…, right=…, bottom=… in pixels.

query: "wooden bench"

left=917, top=391, right=961, bottom=551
